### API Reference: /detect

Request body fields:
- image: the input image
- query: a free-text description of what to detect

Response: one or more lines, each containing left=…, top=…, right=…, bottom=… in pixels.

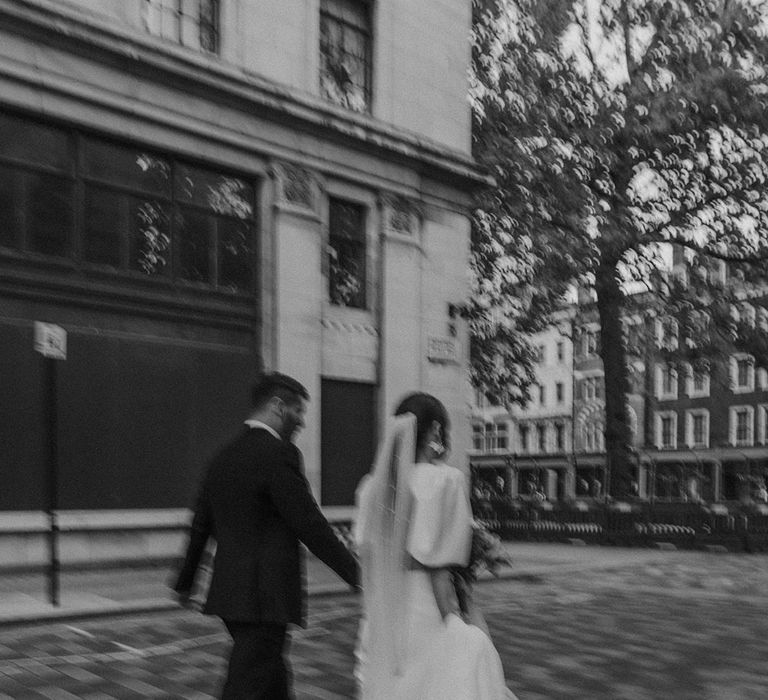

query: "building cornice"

left=0, top=0, right=492, bottom=191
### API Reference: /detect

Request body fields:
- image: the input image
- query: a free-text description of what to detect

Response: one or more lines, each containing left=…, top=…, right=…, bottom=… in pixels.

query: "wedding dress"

left=354, top=415, right=516, bottom=700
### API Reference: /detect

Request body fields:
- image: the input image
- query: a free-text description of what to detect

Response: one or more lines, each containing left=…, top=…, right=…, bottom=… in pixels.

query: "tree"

left=469, top=0, right=768, bottom=499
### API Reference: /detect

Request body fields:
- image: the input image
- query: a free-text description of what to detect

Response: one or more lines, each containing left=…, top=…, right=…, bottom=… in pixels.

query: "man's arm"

left=172, top=475, right=213, bottom=602
left=268, top=444, right=359, bottom=588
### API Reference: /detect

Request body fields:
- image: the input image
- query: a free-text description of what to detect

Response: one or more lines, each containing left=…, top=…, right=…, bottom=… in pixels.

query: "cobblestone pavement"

left=0, top=551, right=766, bottom=699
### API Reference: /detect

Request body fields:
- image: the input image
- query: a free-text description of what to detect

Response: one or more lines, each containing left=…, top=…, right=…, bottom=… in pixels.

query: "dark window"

left=519, top=425, right=529, bottom=452
left=84, top=187, right=125, bottom=268
left=0, top=165, right=18, bottom=247
left=556, top=382, right=564, bottom=403
left=0, top=111, right=255, bottom=293
left=537, top=425, right=546, bottom=452
left=27, top=173, right=73, bottom=256
left=555, top=423, right=565, bottom=451
left=320, top=0, right=371, bottom=113
left=328, top=197, right=366, bottom=308
left=557, top=341, right=564, bottom=362
left=692, top=414, right=706, bottom=446
left=143, top=0, right=220, bottom=54
left=0, top=114, right=73, bottom=257
left=661, top=416, right=674, bottom=448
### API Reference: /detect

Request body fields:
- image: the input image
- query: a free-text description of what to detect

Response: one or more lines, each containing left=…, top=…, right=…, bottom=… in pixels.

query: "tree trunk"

left=595, top=264, right=634, bottom=501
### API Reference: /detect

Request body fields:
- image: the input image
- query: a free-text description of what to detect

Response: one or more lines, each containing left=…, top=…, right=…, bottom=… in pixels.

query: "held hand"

left=173, top=589, right=199, bottom=610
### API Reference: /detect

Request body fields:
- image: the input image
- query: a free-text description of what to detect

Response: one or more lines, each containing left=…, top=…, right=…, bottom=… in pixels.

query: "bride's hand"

left=462, top=596, right=491, bottom=637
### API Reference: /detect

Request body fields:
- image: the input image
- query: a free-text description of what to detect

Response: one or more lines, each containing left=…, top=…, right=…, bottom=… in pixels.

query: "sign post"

left=34, top=322, right=67, bottom=607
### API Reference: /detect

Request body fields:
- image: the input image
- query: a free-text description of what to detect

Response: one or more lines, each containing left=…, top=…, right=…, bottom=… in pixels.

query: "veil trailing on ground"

left=354, top=413, right=416, bottom=691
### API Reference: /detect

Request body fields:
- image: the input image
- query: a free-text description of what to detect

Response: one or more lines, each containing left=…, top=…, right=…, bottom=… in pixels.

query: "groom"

left=173, top=371, right=359, bottom=699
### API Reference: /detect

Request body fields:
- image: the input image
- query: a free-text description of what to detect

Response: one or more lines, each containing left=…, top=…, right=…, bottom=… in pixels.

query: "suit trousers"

left=221, top=620, right=291, bottom=700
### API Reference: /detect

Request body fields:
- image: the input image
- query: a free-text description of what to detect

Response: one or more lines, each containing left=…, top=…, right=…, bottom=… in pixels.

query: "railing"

left=472, top=497, right=768, bottom=552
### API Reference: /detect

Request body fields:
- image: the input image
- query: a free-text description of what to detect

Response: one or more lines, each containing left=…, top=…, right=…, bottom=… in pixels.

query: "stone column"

left=270, top=161, right=324, bottom=496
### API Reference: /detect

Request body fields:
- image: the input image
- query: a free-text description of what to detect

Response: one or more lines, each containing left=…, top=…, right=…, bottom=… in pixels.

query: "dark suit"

left=174, top=426, right=359, bottom=699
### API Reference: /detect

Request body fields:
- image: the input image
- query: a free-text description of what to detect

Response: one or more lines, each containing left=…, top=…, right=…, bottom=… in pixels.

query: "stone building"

left=0, top=0, right=486, bottom=568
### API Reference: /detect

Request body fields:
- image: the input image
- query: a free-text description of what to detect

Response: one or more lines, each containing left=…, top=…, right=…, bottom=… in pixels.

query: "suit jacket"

left=174, top=426, right=359, bottom=626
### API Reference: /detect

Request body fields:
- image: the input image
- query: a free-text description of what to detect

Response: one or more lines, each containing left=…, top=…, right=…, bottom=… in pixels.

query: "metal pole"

left=45, top=356, right=60, bottom=607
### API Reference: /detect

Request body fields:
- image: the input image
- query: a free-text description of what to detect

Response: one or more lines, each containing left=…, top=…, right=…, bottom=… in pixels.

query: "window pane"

left=27, top=172, right=73, bottom=257
left=0, top=113, right=70, bottom=171
left=177, top=207, right=212, bottom=283
left=175, top=165, right=254, bottom=217
left=84, top=140, right=171, bottom=196
left=319, top=2, right=371, bottom=113
left=198, top=0, right=219, bottom=52
left=131, top=198, right=170, bottom=276
left=328, top=198, right=365, bottom=307
left=329, top=199, right=365, bottom=241
left=328, top=238, right=365, bottom=307
left=218, top=218, right=252, bottom=292
left=0, top=165, right=20, bottom=247
left=84, top=187, right=123, bottom=267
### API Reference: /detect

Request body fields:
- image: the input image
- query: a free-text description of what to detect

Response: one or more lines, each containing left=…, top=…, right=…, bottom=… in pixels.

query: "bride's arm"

left=428, top=567, right=462, bottom=620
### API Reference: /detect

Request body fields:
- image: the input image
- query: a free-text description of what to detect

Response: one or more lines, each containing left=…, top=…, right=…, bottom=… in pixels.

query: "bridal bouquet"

left=450, top=522, right=512, bottom=614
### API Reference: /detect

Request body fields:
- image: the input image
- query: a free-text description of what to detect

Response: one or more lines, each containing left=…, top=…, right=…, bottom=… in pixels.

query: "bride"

left=354, top=392, right=516, bottom=699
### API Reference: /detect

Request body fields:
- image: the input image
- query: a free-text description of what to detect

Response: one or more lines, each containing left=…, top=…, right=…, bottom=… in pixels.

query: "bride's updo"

left=394, top=392, right=450, bottom=453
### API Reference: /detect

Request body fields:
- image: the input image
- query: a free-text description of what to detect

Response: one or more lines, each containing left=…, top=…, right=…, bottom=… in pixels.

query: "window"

left=143, top=0, right=219, bottom=54
left=518, top=424, right=529, bottom=453
left=684, top=363, right=710, bottom=398
left=328, top=197, right=366, bottom=308
left=556, top=382, right=564, bottom=403
left=655, top=411, right=678, bottom=449
left=655, top=317, right=679, bottom=350
left=555, top=423, right=565, bottom=451
left=730, top=354, right=755, bottom=393
left=319, top=0, right=372, bottom=113
left=471, top=423, right=508, bottom=453
left=656, top=364, right=678, bottom=400
left=538, top=384, right=546, bottom=406
left=730, top=406, right=754, bottom=447
left=496, top=423, right=508, bottom=451
left=583, top=328, right=598, bottom=356
left=472, top=424, right=483, bottom=451
left=758, top=368, right=768, bottom=391
left=537, top=424, right=547, bottom=453
left=685, top=409, right=709, bottom=449
left=0, top=112, right=256, bottom=293
left=536, top=344, right=546, bottom=363
left=582, top=376, right=601, bottom=401
left=582, top=422, right=603, bottom=452
left=556, top=341, right=565, bottom=363
left=757, top=405, right=768, bottom=445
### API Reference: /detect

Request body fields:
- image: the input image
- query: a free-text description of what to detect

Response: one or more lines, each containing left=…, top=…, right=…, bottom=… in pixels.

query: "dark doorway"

left=321, top=378, right=376, bottom=506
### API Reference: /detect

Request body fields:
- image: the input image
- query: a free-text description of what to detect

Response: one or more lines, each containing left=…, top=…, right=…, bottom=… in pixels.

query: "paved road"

left=0, top=550, right=767, bottom=699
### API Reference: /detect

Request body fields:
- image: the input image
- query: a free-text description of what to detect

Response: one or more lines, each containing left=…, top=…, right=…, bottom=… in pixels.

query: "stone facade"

left=0, top=0, right=484, bottom=567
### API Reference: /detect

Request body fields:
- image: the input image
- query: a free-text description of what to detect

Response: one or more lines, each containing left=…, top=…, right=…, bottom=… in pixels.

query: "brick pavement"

left=0, top=550, right=766, bottom=699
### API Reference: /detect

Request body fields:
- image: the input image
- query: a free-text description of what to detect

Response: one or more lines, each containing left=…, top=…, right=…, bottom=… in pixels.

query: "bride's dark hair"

left=394, top=392, right=450, bottom=453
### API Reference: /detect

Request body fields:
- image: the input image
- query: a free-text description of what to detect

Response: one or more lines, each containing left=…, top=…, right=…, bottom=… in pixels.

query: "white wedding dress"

left=355, top=421, right=516, bottom=700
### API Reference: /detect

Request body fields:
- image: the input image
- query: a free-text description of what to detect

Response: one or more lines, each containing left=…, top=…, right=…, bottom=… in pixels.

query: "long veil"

left=354, top=413, right=416, bottom=695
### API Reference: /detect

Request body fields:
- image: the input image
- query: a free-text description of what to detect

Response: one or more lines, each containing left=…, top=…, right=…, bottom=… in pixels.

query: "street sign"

left=34, top=322, right=67, bottom=360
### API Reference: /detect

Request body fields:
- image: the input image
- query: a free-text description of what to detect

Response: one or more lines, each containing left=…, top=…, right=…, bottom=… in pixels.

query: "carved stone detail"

left=381, top=194, right=421, bottom=236
left=272, top=162, right=321, bottom=212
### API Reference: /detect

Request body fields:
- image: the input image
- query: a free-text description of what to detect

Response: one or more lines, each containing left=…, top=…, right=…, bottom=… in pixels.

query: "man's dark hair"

left=394, top=392, right=450, bottom=452
left=251, top=372, right=309, bottom=409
